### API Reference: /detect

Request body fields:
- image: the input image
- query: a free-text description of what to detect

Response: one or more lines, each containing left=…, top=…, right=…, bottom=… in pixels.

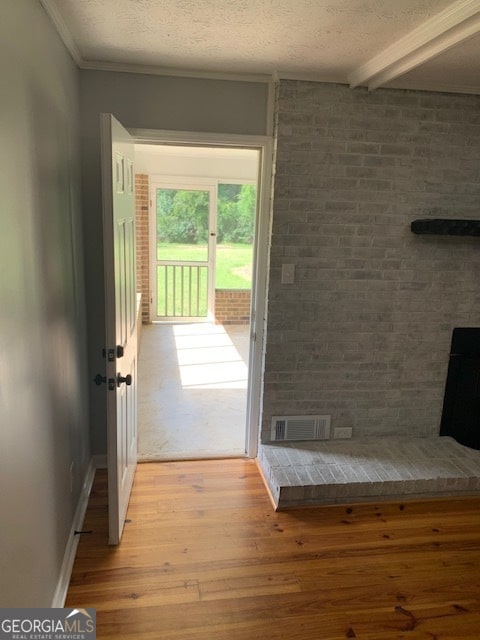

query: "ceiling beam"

left=349, top=0, right=480, bottom=90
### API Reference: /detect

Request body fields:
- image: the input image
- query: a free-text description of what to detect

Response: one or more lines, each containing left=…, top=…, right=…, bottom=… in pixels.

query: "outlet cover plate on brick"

left=334, top=427, right=352, bottom=439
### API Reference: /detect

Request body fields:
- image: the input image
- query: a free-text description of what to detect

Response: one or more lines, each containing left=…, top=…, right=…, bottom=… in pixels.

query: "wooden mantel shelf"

left=411, top=218, right=480, bottom=236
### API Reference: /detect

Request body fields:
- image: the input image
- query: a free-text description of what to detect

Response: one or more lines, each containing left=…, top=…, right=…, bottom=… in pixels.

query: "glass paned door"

left=152, top=184, right=216, bottom=320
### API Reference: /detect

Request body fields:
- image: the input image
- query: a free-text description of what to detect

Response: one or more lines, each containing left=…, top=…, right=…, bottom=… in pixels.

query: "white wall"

left=79, top=70, right=270, bottom=453
left=0, top=0, right=89, bottom=606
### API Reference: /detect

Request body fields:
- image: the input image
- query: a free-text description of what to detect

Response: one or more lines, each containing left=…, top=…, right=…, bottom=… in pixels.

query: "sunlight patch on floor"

left=173, top=324, right=248, bottom=389
left=137, top=322, right=248, bottom=460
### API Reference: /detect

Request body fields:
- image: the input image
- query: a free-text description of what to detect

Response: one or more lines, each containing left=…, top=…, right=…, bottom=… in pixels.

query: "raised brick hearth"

left=258, top=436, right=480, bottom=509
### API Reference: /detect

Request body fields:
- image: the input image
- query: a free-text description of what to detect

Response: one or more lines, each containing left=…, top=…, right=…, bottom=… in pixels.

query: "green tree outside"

left=157, top=184, right=256, bottom=245
left=156, top=188, right=209, bottom=244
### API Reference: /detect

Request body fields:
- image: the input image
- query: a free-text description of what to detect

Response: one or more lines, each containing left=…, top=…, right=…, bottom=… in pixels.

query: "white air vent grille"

left=270, top=415, right=331, bottom=442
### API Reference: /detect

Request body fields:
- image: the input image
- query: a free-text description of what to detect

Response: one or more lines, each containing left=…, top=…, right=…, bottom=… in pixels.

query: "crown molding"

left=38, top=0, right=480, bottom=96
left=39, top=0, right=82, bottom=65
left=38, top=0, right=271, bottom=83
left=349, top=0, right=480, bottom=90
left=79, top=59, right=272, bottom=83
left=273, top=70, right=346, bottom=84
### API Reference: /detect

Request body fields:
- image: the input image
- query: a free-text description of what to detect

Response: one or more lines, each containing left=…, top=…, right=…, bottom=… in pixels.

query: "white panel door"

left=101, top=114, right=137, bottom=545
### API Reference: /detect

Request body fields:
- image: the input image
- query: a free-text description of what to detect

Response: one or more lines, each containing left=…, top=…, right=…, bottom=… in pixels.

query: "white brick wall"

left=261, top=80, right=480, bottom=442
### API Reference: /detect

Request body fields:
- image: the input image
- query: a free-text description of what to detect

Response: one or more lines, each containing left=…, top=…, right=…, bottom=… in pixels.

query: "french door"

left=150, top=181, right=217, bottom=321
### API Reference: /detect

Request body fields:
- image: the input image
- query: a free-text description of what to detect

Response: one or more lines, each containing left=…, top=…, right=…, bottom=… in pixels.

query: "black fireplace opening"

left=440, top=328, right=480, bottom=450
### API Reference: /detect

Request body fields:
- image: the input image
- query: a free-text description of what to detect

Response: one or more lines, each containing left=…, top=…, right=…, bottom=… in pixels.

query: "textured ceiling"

left=46, top=0, right=480, bottom=92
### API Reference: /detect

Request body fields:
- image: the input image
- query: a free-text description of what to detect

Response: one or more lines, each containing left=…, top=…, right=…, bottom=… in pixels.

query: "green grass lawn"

left=157, top=242, right=253, bottom=289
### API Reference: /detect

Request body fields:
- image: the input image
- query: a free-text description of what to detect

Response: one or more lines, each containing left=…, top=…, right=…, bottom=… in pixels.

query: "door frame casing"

left=130, top=129, right=273, bottom=458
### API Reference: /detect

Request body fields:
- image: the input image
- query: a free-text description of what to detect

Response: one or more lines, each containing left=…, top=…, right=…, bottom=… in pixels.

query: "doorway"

left=134, top=143, right=262, bottom=460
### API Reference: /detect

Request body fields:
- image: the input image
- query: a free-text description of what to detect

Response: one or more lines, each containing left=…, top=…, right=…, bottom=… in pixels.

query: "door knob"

left=117, top=373, right=132, bottom=387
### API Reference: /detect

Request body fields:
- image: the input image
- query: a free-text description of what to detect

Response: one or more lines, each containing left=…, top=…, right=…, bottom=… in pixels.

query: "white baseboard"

left=51, top=457, right=98, bottom=607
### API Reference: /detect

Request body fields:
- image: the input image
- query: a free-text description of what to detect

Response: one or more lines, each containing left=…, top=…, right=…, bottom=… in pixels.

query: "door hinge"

left=104, top=345, right=124, bottom=361
left=102, top=347, right=116, bottom=361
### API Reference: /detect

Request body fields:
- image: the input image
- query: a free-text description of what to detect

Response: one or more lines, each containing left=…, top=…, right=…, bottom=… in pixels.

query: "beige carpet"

left=137, top=323, right=249, bottom=460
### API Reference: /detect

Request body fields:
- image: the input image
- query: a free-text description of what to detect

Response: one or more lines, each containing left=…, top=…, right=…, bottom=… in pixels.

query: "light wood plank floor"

left=66, top=459, right=480, bottom=639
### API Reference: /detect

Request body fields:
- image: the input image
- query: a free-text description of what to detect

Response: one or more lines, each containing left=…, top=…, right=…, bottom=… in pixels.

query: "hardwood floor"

left=66, top=459, right=480, bottom=639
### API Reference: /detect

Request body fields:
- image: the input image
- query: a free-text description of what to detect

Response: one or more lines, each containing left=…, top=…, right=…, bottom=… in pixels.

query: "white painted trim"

left=39, top=0, right=82, bottom=65
left=245, top=139, right=273, bottom=458
left=266, top=81, right=276, bottom=137
left=131, top=129, right=271, bottom=148
left=51, top=458, right=97, bottom=607
left=149, top=184, right=157, bottom=322
left=149, top=175, right=235, bottom=186
left=80, top=59, right=272, bottom=83
left=349, top=0, right=480, bottom=90
left=131, top=129, right=273, bottom=459
left=274, top=71, right=346, bottom=84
